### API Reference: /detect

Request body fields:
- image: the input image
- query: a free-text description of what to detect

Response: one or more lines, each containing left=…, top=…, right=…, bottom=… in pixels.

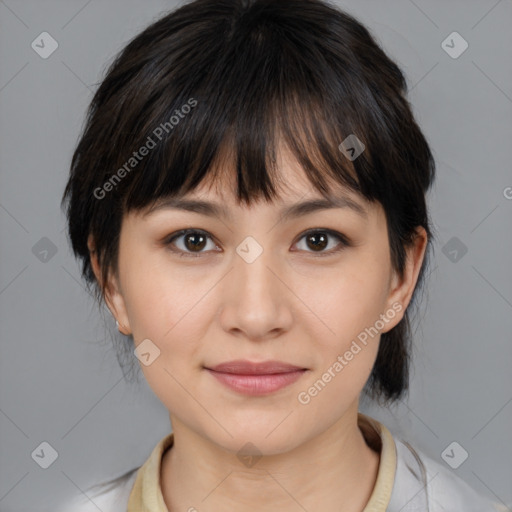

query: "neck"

left=161, top=406, right=380, bottom=512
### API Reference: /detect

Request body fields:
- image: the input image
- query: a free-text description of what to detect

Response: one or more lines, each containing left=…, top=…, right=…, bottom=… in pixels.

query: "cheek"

left=121, top=265, right=174, bottom=339
left=119, top=247, right=196, bottom=338
left=120, top=253, right=216, bottom=362
left=120, top=259, right=212, bottom=413
left=290, top=253, right=392, bottom=411
left=295, top=253, right=391, bottom=346
left=293, top=265, right=389, bottom=423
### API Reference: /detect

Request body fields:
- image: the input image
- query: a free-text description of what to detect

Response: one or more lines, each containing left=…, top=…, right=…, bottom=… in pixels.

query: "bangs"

left=109, top=10, right=384, bottom=213
left=126, top=92, right=363, bottom=213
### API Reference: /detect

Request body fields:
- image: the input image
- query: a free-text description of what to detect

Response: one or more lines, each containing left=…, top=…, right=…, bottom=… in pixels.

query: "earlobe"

left=87, top=235, right=132, bottom=336
left=105, top=277, right=132, bottom=336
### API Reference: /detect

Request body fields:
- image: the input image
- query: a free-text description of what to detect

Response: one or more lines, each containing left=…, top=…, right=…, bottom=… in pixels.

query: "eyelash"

left=164, top=228, right=351, bottom=258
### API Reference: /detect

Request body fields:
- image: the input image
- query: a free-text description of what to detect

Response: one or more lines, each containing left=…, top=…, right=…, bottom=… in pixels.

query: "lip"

left=207, top=360, right=306, bottom=375
left=204, top=360, right=308, bottom=396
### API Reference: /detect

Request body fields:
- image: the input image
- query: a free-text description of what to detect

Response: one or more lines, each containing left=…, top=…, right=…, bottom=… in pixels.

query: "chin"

left=203, top=421, right=304, bottom=459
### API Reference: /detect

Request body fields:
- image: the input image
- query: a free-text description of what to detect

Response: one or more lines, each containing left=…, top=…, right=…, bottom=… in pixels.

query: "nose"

left=218, top=243, right=293, bottom=341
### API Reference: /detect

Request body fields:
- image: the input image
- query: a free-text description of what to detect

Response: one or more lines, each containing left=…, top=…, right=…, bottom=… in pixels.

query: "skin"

left=89, top=145, right=427, bottom=512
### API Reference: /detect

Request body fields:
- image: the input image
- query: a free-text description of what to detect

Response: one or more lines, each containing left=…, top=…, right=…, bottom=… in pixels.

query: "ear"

left=381, top=226, right=428, bottom=333
left=87, top=235, right=132, bottom=335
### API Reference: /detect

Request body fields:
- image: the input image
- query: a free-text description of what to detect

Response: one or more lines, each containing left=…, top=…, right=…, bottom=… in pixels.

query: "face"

left=94, top=146, right=426, bottom=456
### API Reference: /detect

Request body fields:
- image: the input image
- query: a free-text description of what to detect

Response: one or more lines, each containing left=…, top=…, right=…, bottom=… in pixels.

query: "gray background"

left=1, top=0, right=511, bottom=510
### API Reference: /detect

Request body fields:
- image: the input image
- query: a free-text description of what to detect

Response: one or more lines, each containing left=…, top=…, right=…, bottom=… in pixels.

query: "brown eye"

left=305, top=232, right=328, bottom=251
left=183, top=232, right=207, bottom=251
left=166, top=229, right=217, bottom=257
left=165, top=228, right=350, bottom=259
left=293, top=229, right=350, bottom=256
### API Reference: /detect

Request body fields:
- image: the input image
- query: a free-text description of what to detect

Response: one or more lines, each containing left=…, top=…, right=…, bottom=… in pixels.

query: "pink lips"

left=204, top=360, right=308, bottom=395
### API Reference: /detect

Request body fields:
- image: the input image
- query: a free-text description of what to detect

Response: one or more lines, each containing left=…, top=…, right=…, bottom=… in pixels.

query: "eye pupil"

left=307, top=232, right=328, bottom=251
left=185, top=233, right=207, bottom=251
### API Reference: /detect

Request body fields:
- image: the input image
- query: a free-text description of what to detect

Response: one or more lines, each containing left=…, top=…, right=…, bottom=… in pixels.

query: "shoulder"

left=56, top=468, right=139, bottom=512
left=389, top=438, right=510, bottom=512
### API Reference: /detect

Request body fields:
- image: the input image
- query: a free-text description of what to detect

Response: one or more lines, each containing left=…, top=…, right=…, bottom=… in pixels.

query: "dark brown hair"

left=61, top=0, right=436, bottom=405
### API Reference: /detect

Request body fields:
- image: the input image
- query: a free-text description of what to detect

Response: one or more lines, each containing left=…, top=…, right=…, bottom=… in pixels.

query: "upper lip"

left=205, top=360, right=306, bottom=375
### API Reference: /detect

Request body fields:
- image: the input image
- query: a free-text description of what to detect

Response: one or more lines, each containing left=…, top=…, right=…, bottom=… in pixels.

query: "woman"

left=59, top=0, right=507, bottom=510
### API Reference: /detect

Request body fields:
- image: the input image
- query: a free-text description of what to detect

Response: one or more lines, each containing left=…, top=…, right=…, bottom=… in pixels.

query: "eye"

left=165, top=229, right=219, bottom=257
left=164, top=228, right=350, bottom=258
left=292, top=229, right=350, bottom=256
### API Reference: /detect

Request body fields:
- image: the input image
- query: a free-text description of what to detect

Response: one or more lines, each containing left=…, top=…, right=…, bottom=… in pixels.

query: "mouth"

left=203, top=360, right=308, bottom=395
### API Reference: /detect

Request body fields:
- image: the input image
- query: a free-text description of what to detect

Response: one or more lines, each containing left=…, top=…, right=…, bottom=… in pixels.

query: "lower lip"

left=205, top=369, right=307, bottom=395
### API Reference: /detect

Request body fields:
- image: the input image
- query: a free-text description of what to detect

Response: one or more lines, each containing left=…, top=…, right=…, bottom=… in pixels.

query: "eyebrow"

left=144, top=195, right=368, bottom=220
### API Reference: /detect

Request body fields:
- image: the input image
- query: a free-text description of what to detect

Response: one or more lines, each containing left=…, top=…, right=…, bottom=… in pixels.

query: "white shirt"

left=57, top=413, right=510, bottom=511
